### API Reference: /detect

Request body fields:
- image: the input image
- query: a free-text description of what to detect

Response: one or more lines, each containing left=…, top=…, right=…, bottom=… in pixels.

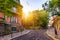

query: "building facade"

left=9, top=0, right=23, bottom=32
left=0, top=0, right=23, bottom=34
left=53, top=16, right=60, bottom=30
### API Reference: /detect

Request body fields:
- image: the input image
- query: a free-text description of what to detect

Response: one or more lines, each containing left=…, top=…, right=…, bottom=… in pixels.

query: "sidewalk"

left=0, top=30, right=30, bottom=40
left=46, top=28, right=60, bottom=40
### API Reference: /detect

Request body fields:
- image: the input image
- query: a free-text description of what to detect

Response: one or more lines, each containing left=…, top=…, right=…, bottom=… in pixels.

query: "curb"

left=46, top=30, right=59, bottom=40
left=11, top=30, right=31, bottom=39
left=0, top=30, right=31, bottom=40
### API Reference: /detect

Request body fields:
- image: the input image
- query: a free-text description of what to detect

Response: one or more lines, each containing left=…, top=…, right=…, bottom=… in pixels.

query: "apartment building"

left=0, top=0, right=23, bottom=34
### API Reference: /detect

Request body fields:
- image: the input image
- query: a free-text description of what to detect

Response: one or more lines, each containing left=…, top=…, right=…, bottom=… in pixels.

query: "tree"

left=44, top=0, right=60, bottom=38
left=0, top=0, right=20, bottom=16
left=23, top=10, right=49, bottom=29
left=32, top=10, right=49, bottom=29
left=49, top=0, right=60, bottom=38
left=48, top=0, right=60, bottom=16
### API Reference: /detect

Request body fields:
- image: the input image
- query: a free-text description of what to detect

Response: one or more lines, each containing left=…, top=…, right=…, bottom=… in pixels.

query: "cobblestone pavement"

left=11, top=29, right=53, bottom=40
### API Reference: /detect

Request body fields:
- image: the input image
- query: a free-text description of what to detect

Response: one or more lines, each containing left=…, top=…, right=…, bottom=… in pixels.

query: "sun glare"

left=24, top=12, right=29, bottom=18
left=23, top=8, right=29, bottom=19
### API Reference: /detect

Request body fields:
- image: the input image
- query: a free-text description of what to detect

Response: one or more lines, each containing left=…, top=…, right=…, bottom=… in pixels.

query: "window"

left=14, top=0, right=20, bottom=3
left=12, top=7, right=17, bottom=12
left=4, top=16, right=7, bottom=23
left=18, top=0, right=20, bottom=3
left=11, top=16, right=18, bottom=23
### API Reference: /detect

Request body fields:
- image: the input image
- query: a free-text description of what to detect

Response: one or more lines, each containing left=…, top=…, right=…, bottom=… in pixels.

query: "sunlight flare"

left=23, top=8, right=29, bottom=19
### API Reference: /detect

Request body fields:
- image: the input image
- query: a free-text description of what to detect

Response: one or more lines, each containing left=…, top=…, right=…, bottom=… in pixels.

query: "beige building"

left=53, top=16, right=60, bottom=30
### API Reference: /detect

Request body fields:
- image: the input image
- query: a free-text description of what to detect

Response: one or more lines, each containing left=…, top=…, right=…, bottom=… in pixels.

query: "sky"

left=20, top=0, right=48, bottom=13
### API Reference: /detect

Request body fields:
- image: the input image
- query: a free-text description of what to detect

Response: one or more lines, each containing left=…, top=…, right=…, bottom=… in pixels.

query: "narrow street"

left=11, top=29, right=53, bottom=40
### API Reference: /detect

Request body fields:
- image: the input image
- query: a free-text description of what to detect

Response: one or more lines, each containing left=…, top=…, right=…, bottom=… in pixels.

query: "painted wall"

left=0, top=12, right=4, bottom=18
